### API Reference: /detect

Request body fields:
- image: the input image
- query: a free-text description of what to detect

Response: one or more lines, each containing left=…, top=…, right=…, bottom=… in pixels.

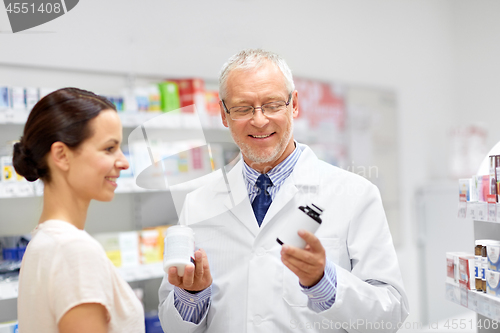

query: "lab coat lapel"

left=219, top=160, right=260, bottom=237
left=261, top=145, right=320, bottom=227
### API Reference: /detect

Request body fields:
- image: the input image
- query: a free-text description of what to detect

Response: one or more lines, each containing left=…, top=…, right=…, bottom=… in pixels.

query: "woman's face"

left=67, top=109, right=129, bottom=202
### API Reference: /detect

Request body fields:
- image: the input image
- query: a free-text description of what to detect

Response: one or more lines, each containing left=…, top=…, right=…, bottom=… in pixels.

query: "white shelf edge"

left=458, top=202, right=500, bottom=223
left=0, top=178, right=203, bottom=198
left=445, top=281, right=500, bottom=321
left=0, top=109, right=228, bottom=130
left=0, top=262, right=165, bottom=301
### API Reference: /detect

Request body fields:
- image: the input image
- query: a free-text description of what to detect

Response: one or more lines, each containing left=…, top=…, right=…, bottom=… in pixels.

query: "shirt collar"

left=242, top=141, right=302, bottom=189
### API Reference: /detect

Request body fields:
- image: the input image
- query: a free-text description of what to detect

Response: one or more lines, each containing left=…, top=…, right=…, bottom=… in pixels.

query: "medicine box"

left=459, top=179, right=471, bottom=201
left=24, top=87, right=39, bottom=110
left=1, top=156, right=16, bottom=182
left=486, top=270, right=500, bottom=297
left=459, top=255, right=476, bottom=290
left=0, top=87, right=9, bottom=108
left=93, top=232, right=140, bottom=268
left=446, top=252, right=468, bottom=285
left=10, top=86, right=25, bottom=109
left=488, top=243, right=500, bottom=272
left=0, top=321, right=18, bottom=333
left=140, top=229, right=163, bottom=264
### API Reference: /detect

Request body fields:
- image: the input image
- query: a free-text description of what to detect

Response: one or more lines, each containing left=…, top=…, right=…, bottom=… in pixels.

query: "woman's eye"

left=105, top=147, right=115, bottom=152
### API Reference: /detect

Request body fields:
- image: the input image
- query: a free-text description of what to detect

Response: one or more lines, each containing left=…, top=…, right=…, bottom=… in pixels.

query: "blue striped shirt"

left=243, top=143, right=302, bottom=203
left=174, top=142, right=337, bottom=322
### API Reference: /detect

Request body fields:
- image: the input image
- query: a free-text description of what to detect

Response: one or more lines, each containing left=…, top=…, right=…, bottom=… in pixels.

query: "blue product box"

left=145, top=312, right=164, bottom=333
left=0, top=87, right=9, bottom=108
left=2, top=248, right=18, bottom=261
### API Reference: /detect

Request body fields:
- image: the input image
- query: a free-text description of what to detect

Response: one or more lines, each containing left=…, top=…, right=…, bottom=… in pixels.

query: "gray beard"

left=229, top=120, right=294, bottom=167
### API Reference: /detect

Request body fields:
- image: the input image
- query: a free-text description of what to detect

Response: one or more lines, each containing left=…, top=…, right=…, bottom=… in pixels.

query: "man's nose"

left=250, top=107, right=269, bottom=127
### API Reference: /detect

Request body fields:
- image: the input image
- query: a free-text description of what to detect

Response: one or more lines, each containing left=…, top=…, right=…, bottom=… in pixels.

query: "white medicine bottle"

left=276, top=203, right=323, bottom=249
left=163, top=225, right=195, bottom=277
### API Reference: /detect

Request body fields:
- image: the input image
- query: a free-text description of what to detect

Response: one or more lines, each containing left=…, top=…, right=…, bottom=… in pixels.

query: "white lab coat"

left=158, top=143, right=409, bottom=333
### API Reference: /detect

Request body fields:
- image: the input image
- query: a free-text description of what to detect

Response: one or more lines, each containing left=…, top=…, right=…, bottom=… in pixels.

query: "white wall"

left=1, top=0, right=480, bottom=327
left=453, top=0, right=500, bottom=150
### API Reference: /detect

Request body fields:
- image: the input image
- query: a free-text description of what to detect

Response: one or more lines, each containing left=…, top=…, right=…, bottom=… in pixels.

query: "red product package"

left=459, top=255, right=476, bottom=290
left=482, top=175, right=490, bottom=201
left=168, top=78, right=205, bottom=113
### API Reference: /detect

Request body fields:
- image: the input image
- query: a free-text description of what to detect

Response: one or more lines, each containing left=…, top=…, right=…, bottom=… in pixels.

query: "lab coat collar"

left=261, top=143, right=321, bottom=227
left=212, top=143, right=321, bottom=236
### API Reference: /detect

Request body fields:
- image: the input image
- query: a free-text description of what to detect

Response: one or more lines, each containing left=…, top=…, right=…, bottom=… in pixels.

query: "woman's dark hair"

left=13, top=87, right=116, bottom=183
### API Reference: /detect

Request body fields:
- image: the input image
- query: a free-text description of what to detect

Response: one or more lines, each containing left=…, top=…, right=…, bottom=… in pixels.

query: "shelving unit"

left=446, top=282, right=500, bottom=322
left=0, top=99, right=232, bottom=323
left=449, top=200, right=500, bottom=332
left=0, top=263, right=165, bottom=302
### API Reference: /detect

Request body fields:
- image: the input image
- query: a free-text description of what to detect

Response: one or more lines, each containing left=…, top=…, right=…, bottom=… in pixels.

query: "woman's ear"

left=49, top=142, right=71, bottom=172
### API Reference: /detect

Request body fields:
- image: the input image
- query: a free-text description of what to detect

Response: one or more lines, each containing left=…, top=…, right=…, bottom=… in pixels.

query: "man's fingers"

left=200, top=248, right=211, bottom=274
left=167, top=266, right=181, bottom=286
left=282, top=252, right=315, bottom=273
left=194, top=250, right=204, bottom=278
left=298, top=230, right=323, bottom=252
left=182, top=264, right=195, bottom=288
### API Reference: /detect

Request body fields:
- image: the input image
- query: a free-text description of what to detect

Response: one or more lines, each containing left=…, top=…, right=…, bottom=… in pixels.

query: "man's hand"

left=168, top=248, right=212, bottom=292
left=280, top=230, right=326, bottom=287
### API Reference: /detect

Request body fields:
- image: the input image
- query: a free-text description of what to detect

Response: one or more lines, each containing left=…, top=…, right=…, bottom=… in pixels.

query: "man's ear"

left=292, top=90, right=299, bottom=119
left=49, top=142, right=71, bottom=172
left=219, top=101, right=229, bottom=128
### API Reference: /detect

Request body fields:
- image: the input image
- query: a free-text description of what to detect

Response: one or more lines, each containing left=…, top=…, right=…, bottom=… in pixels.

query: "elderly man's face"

left=220, top=61, right=299, bottom=172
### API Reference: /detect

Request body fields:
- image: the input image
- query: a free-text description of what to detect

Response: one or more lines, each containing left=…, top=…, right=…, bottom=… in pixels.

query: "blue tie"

left=252, top=174, right=273, bottom=227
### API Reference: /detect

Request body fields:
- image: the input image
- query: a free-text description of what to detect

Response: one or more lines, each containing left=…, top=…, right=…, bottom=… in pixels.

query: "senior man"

left=158, top=49, right=409, bottom=333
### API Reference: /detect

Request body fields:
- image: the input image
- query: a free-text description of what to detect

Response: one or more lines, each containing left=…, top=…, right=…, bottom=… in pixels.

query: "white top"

left=17, top=220, right=145, bottom=333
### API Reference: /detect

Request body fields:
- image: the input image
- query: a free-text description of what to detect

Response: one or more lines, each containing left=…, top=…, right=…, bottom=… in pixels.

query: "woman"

left=14, top=88, right=145, bottom=333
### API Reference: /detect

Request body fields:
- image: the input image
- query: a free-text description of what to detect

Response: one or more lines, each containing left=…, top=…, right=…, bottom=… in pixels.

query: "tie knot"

left=255, top=173, right=272, bottom=190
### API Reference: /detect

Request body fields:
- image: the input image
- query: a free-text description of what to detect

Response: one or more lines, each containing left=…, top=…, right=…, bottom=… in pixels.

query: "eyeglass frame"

left=221, top=92, right=293, bottom=120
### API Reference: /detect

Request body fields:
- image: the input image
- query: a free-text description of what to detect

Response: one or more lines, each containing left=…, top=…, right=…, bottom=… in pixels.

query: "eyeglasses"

left=222, top=92, right=292, bottom=121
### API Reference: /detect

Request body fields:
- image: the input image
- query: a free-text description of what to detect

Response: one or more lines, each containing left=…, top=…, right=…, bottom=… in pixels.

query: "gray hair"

left=218, top=49, right=295, bottom=100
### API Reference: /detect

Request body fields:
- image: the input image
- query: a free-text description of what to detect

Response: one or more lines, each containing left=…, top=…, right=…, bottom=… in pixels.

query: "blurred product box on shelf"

left=488, top=242, right=500, bottom=272
left=486, top=270, right=500, bottom=297
left=145, top=311, right=164, bottom=333
left=169, top=78, right=205, bottom=111
left=482, top=175, right=490, bottom=202
left=0, top=236, right=30, bottom=262
left=104, top=95, right=124, bottom=112
left=447, top=252, right=468, bottom=285
left=459, top=255, right=476, bottom=290
left=10, top=87, right=25, bottom=110
left=140, top=228, right=164, bottom=265
left=158, top=82, right=180, bottom=113
left=1, top=156, right=16, bottom=182
left=490, top=156, right=498, bottom=202
left=0, top=87, right=10, bottom=109
left=134, top=87, right=151, bottom=112
left=147, top=85, right=161, bottom=112
left=24, top=87, right=39, bottom=110
left=472, top=175, right=482, bottom=202
left=0, top=321, right=18, bottom=333
left=495, top=155, right=500, bottom=202
left=93, top=232, right=140, bottom=268
left=205, top=90, right=224, bottom=128
left=459, top=179, right=471, bottom=201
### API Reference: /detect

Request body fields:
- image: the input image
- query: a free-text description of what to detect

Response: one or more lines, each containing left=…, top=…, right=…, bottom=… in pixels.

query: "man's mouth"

left=250, top=133, right=274, bottom=139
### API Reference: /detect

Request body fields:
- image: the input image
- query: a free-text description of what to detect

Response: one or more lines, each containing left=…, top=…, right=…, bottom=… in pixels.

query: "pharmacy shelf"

left=0, top=262, right=165, bottom=301
left=0, top=176, right=211, bottom=198
left=461, top=202, right=500, bottom=223
left=0, top=108, right=227, bottom=130
left=446, top=282, right=500, bottom=322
